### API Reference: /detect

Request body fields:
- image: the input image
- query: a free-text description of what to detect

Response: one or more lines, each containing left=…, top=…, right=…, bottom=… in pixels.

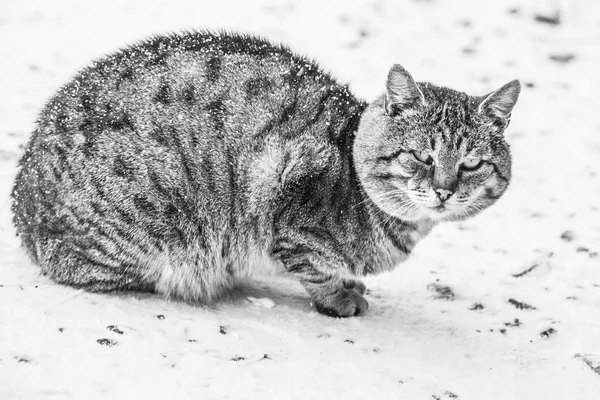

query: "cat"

left=11, top=31, right=520, bottom=317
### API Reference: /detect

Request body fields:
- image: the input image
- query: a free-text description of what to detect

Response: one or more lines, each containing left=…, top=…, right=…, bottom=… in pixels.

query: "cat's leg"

left=270, top=229, right=368, bottom=317
left=39, top=238, right=154, bottom=293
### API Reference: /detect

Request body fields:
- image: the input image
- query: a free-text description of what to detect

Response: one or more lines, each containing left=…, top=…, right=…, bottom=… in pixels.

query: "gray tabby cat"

left=11, top=31, right=520, bottom=317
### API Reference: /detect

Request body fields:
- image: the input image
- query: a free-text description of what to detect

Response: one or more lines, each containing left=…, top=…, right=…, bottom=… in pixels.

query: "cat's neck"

left=344, top=135, right=436, bottom=258
left=332, top=98, right=436, bottom=254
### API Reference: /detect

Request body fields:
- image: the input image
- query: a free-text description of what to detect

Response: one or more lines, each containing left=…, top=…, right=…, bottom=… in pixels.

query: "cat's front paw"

left=312, top=281, right=369, bottom=317
left=344, top=279, right=367, bottom=295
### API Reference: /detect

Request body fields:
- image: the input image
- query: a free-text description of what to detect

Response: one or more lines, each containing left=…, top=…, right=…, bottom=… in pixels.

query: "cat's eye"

left=461, top=158, right=483, bottom=171
left=411, top=150, right=433, bottom=165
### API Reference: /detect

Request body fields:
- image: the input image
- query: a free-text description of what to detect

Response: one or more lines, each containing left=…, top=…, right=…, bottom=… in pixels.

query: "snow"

left=247, top=297, right=277, bottom=308
left=1, top=0, right=600, bottom=399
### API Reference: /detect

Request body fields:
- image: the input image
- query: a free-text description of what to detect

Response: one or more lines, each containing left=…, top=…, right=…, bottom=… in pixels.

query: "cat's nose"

left=435, top=188, right=454, bottom=202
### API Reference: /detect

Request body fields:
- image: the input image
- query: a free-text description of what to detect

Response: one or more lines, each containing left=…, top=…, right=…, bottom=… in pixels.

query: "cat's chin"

left=423, top=210, right=456, bottom=222
left=422, top=205, right=474, bottom=222
left=429, top=206, right=490, bottom=222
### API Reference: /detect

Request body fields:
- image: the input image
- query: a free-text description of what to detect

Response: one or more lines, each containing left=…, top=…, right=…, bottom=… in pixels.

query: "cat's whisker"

left=378, top=193, right=417, bottom=223
left=379, top=198, right=411, bottom=227
left=351, top=189, right=404, bottom=210
left=459, top=198, right=487, bottom=219
left=379, top=195, right=421, bottom=226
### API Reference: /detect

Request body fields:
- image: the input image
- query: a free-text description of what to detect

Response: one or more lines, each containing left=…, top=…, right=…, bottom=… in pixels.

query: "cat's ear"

left=478, top=80, right=521, bottom=121
left=385, top=64, right=425, bottom=116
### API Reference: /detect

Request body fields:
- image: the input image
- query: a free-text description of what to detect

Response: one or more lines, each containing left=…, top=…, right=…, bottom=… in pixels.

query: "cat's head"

left=354, top=64, right=520, bottom=222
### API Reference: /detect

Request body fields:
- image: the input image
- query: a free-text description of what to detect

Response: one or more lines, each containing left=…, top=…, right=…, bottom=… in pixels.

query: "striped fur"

left=11, top=32, right=519, bottom=317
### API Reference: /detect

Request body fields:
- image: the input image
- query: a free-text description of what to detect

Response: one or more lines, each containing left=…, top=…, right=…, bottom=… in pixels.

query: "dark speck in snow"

left=575, top=353, right=600, bottom=376
left=504, top=318, right=521, bottom=327
left=219, top=325, right=227, bottom=335
left=549, top=53, right=576, bottom=64
left=107, top=325, right=124, bottom=335
left=344, top=339, right=355, bottom=344
left=469, top=303, right=484, bottom=311
left=97, top=338, right=118, bottom=347
left=508, top=298, right=536, bottom=310
left=156, top=314, right=165, bottom=320
left=534, top=12, right=561, bottom=26
left=427, top=283, right=455, bottom=300
left=231, top=356, right=245, bottom=362
left=560, top=231, right=575, bottom=242
left=540, top=328, right=556, bottom=338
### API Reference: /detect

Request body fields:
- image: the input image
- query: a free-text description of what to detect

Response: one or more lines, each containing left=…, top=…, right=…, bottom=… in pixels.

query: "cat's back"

left=24, top=31, right=359, bottom=199
left=35, top=31, right=346, bottom=146
left=23, top=30, right=361, bottom=206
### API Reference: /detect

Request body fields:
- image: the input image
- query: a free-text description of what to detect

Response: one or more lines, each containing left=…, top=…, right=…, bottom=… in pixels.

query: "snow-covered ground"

left=1, top=0, right=600, bottom=398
